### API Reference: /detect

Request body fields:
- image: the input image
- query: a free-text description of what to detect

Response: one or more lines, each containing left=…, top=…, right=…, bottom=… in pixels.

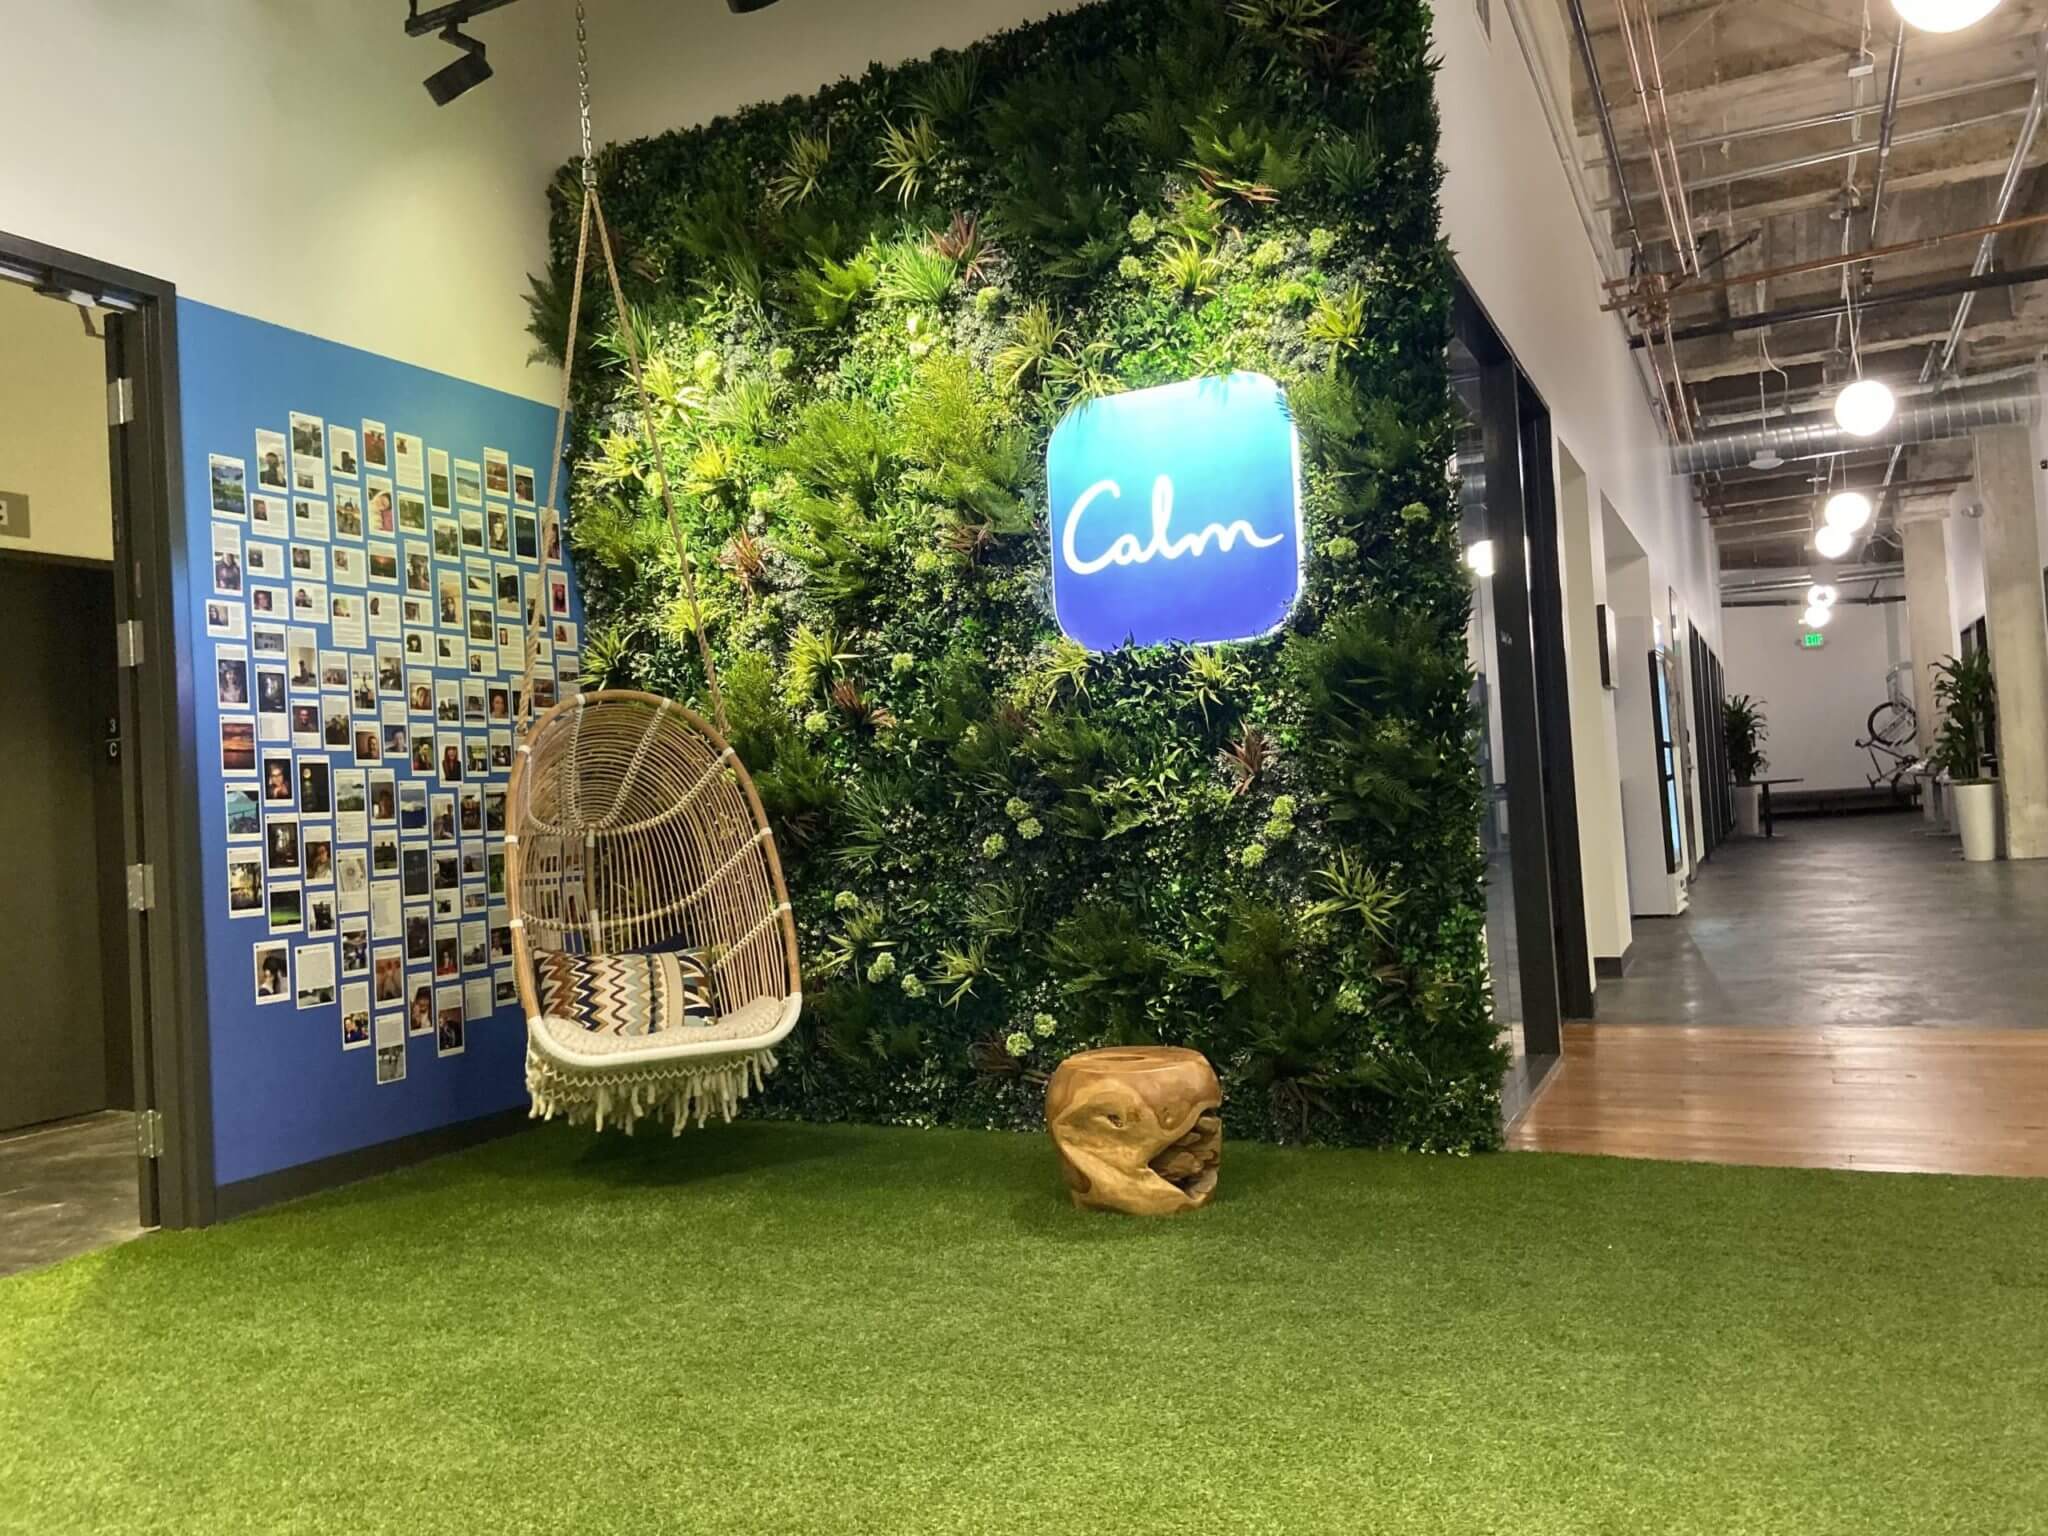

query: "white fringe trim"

left=525, top=1045, right=778, bottom=1135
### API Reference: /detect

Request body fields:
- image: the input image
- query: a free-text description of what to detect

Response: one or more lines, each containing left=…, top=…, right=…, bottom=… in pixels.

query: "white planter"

left=1732, top=783, right=1762, bottom=838
left=1953, top=780, right=2001, bottom=862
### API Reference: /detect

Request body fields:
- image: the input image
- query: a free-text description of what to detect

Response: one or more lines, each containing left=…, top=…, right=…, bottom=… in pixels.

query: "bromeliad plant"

left=537, top=0, right=1499, bottom=1151
left=1724, top=694, right=1768, bottom=785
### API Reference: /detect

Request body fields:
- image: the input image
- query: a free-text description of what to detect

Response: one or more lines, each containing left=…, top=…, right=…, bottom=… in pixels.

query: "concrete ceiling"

left=1559, top=0, right=2048, bottom=568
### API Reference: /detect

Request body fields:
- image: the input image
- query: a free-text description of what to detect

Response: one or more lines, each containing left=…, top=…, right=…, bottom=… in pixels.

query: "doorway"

left=1, top=230, right=213, bottom=1259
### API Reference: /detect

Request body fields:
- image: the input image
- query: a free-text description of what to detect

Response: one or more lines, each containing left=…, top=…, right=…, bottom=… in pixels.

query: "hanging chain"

left=576, top=0, right=594, bottom=186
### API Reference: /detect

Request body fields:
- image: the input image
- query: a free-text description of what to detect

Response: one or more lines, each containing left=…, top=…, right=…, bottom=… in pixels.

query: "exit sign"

left=1800, top=631, right=1826, bottom=649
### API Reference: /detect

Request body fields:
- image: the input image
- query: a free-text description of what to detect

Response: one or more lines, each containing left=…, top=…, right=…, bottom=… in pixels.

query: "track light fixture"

left=423, top=24, right=491, bottom=104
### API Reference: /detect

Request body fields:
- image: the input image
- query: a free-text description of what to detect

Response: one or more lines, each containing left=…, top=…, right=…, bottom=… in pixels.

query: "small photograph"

left=322, top=699, right=350, bottom=750
left=216, top=646, right=249, bottom=708
left=250, top=584, right=285, bottom=621
left=437, top=631, right=466, bottom=673
left=266, top=814, right=301, bottom=876
left=246, top=540, right=284, bottom=579
left=375, top=1027, right=407, bottom=1086
left=493, top=973, right=518, bottom=1006
left=365, top=480, right=396, bottom=536
left=430, top=793, right=456, bottom=843
left=484, top=787, right=506, bottom=834
left=373, top=944, right=405, bottom=1007
left=436, top=989, right=466, bottom=1057
left=307, top=891, right=337, bottom=937
left=550, top=574, right=570, bottom=616
left=330, top=593, right=366, bottom=648
left=462, top=678, right=486, bottom=724
left=460, top=920, right=488, bottom=970
left=453, top=458, right=483, bottom=506
left=226, top=786, right=262, bottom=840
left=362, top=420, right=389, bottom=472
left=366, top=592, right=401, bottom=639
left=543, top=512, right=561, bottom=563
left=486, top=504, right=510, bottom=555
left=290, top=631, right=320, bottom=691
left=291, top=543, right=327, bottom=581
left=210, top=454, right=248, bottom=517
left=405, top=909, right=433, bottom=963
left=483, top=448, right=510, bottom=498
left=296, top=941, right=337, bottom=1009
left=293, top=496, right=330, bottom=542
left=464, top=738, right=490, bottom=778
left=255, top=429, right=289, bottom=491
left=459, top=508, right=484, bottom=551
left=262, top=751, right=294, bottom=804
left=331, top=546, right=364, bottom=587
left=402, top=611, right=431, bottom=645
left=468, top=605, right=494, bottom=644
left=334, top=487, right=364, bottom=540
left=290, top=581, right=328, bottom=621
left=409, top=979, right=435, bottom=1037
left=268, top=880, right=303, bottom=934
left=211, top=522, right=244, bottom=595
left=369, top=771, right=397, bottom=824
left=398, top=781, right=428, bottom=831
left=299, top=757, right=332, bottom=815
left=289, top=411, right=326, bottom=495
left=382, top=721, right=408, bottom=759
left=368, top=543, right=399, bottom=585
left=227, top=851, right=264, bottom=916
left=495, top=566, right=520, bottom=615
left=329, top=423, right=359, bottom=479
left=434, top=927, right=459, bottom=978
left=432, top=850, right=459, bottom=893
left=514, top=511, right=537, bottom=560
left=490, top=734, right=512, bottom=771
left=337, top=848, right=370, bottom=906
left=342, top=984, right=371, bottom=1048
left=393, top=431, right=425, bottom=491
left=252, top=623, right=287, bottom=658
left=205, top=599, right=244, bottom=640
left=256, top=670, right=288, bottom=739
left=254, top=940, right=290, bottom=1004
left=250, top=492, right=286, bottom=532
left=404, top=546, right=431, bottom=597
left=437, top=733, right=463, bottom=785
left=428, top=447, right=452, bottom=511
left=352, top=719, right=383, bottom=765
left=490, top=919, right=512, bottom=962
left=371, top=830, right=400, bottom=877
left=436, top=570, right=461, bottom=628
left=340, top=917, right=370, bottom=977
left=304, top=823, right=335, bottom=884
left=221, top=717, right=257, bottom=775
left=397, top=492, right=428, bottom=534
left=432, top=518, right=461, bottom=559
left=512, top=464, right=535, bottom=506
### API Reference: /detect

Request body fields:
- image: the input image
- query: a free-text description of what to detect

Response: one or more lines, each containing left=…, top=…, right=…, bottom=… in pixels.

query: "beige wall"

left=0, top=282, right=112, bottom=563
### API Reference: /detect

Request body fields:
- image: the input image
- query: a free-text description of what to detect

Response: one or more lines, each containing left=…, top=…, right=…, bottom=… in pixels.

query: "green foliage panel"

left=538, top=0, right=1501, bottom=1149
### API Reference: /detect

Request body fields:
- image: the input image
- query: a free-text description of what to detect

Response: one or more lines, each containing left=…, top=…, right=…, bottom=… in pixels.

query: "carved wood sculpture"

left=1045, top=1046, right=1222, bottom=1215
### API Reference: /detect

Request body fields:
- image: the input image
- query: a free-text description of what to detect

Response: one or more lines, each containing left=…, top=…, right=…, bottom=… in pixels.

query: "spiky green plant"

left=1305, top=281, right=1368, bottom=368
left=1155, top=238, right=1223, bottom=300
left=769, top=128, right=833, bottom=210
left=1303, top=850, right=1404, bottom=943
left=876, top=115, right=944, bottom=205
left=991, top=301, right=1065, bottom=389
left=877, top=238, right=959, bottom=305
left=908, top=55, right=979, bottom=126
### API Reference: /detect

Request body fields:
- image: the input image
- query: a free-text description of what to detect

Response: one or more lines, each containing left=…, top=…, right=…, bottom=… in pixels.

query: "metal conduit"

left=1672, top=380, right=2039, bottom=475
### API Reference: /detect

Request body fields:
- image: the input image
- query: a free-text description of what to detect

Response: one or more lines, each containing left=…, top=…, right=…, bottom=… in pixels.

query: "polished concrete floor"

left=1596, top=810, right=2048, bottom=1029
left=0, top=1112, right=144, bottom=1278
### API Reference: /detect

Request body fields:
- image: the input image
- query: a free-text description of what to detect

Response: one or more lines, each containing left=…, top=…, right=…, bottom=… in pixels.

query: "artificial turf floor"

left=3, top=1123, right=2045, bottom=1534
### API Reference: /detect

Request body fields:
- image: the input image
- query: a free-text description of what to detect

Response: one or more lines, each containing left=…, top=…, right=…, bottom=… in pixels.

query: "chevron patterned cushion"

left=534, top=951, right=717, bottom=1036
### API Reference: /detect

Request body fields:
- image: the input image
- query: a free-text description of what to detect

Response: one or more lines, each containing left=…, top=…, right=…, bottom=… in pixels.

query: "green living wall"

left=534, top=0, right=1500, bottom=1149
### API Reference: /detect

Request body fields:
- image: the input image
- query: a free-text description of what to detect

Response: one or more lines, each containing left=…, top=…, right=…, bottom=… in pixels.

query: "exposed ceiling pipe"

left=1672, top=379, right=2039, bottom=475
left=1864, top=23, right=1909, bottom=270
left=1631, top=260, right=2048, bottom=347
left=1612, top=0, right=1701, bottom=275
left=1692, top=363, right=2041, bottom=428
left=1723, top=564, right=1903, bottom=597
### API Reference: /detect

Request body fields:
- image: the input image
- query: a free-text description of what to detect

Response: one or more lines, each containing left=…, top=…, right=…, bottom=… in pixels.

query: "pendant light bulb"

left=1891, top=0, right=2004, bottom=34
left=1803, top=603, right=1834, bottom=629
left=1814, top=523, right=1855, bottom=560
left=1824, top=491, right=1873, bottom=532
left=1806, top=584, right=1838, bottom=609
left=1464, top=539, right=1495, bottom=580
left=1834, top=378, right=1896, bottom=437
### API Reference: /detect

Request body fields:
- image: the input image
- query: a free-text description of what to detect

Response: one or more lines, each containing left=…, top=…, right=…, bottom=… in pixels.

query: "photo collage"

left=211, top=410, right=580, bottom=1086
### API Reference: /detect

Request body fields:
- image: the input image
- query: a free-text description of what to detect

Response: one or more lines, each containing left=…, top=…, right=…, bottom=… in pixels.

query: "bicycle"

left=1857, top=662, right=1920, bottom=795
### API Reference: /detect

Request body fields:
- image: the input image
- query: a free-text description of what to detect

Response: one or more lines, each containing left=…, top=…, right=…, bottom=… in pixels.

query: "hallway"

left=1510, top=813, right=2048, bottom=1176
left=1597, top=811, right=2048, bottom=1031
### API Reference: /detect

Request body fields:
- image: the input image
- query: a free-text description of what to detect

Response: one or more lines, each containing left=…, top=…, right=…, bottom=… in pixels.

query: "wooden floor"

left=1509, top=1024, right=2048, bottom=1177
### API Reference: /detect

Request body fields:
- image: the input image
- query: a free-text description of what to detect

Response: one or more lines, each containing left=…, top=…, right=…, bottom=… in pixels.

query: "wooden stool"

left=1045, top=1046, right=1222, bottom=1215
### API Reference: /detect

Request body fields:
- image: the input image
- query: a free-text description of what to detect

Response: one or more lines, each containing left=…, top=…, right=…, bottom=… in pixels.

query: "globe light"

left=1464, top=539, right=1495, bottom=579
left=1803, top=602, right=1834, bottom=629
left=1824, top=491, right=1873, bottom=532
left=1806, top=584, right=1838, bottom=608
left=1814, top=523, right=1855, bottom=559
left=1834, top=378, right=1896, bottom=437
left=1892, top=0, right=2004, bottom=33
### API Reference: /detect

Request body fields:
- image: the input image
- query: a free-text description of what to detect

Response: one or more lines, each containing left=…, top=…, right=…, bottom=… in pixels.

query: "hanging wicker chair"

left=508, top=690, right=802, bottom=1133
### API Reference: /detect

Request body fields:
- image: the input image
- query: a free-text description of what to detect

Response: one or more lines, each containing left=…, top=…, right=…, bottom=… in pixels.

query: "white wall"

left=0, top=2, right=572, bottom=402
left=0, top=282, right=112, bottom=562
left=1723, top=595, right=1904, bottom=793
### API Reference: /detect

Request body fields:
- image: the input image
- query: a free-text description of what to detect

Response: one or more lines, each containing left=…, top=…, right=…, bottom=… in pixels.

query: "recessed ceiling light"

left=1892, top=0, right=2004, bottom=33
left=1834, top=378, right=1896, bottom=437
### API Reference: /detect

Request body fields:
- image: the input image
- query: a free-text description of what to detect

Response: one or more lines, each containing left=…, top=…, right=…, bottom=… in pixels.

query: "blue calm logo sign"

left=1047, top=371, right=1302, bottom=651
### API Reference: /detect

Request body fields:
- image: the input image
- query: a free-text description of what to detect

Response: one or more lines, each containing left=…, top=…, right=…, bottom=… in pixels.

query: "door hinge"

left=108, top=376, right=134, bottom=427
left=126, top=863, right=156, bottom=912
left=116, top=619, right=144, bottom=668
left=136, top=1109, right=164, bottom=1160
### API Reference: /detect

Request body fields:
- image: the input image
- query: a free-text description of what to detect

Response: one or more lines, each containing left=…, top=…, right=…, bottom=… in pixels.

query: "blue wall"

left=178, top=300, right=579, bottom=1188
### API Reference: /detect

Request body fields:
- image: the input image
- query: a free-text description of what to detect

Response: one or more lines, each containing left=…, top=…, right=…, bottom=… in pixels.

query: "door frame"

left=0, top=229, right=215, bottom=1228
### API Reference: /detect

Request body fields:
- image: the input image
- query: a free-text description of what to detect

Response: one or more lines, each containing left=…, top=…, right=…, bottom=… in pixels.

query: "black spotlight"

left=727, top=0, right=784, bottom=10
left=424, top=23, right=492, bottom=105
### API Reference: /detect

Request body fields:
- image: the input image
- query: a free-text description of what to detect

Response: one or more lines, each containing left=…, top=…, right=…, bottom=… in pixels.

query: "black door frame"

left=1, top=230, right=215, bottom=1228
left=1455, top=284, right=1581, bottom=1056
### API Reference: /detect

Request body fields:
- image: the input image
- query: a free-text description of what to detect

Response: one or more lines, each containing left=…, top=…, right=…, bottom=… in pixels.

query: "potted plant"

left=1724, top=693, right=1768, bottom=836
left=1931, top=651, right=1999, bottom=861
